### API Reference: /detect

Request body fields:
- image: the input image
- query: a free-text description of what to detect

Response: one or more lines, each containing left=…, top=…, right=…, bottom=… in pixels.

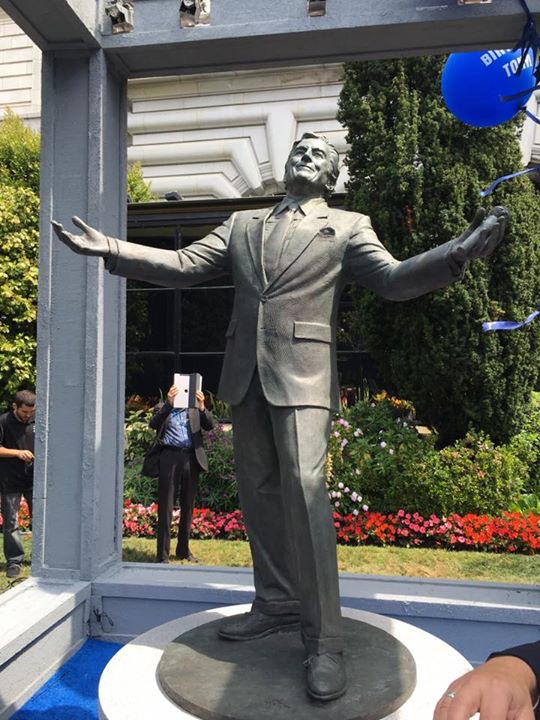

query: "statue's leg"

left=231, top=372, right=299, bottom=614
left=270, top=405, right=343, bottom=655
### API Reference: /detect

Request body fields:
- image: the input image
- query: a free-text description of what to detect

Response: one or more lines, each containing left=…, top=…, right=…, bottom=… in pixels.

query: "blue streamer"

left=480, top=164, right=540, bottom=196
left=514, top=0, right=540, bottom=83
left=482, top=309, right=540, bottom=332
left=501, top=83, right=540, bottom=102
left=525, top=108, right=540, bottom=124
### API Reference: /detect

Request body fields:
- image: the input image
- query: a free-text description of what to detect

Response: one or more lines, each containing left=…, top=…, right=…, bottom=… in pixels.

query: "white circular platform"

left=98, top=604, right=474, bottom=720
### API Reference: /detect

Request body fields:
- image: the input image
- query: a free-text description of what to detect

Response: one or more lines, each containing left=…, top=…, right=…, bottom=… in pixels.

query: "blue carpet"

left=13, top=639, right=122, bottom=720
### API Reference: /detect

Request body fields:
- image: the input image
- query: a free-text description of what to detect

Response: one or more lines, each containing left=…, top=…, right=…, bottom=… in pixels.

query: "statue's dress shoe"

left=305, top=652, right=347, bottom=701
left=218, top=608, right=300, bottom=640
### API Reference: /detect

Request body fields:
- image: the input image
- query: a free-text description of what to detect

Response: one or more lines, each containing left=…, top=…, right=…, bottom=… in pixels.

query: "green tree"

left=338, top=56, right=540, bottom=445
left=0, top=113, right=40, bottom=404
left=127, top=161, right=157, bottom=203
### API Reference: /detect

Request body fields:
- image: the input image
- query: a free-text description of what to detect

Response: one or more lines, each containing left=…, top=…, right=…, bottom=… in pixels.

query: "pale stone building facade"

left=1, top=7, right=538, bottom=199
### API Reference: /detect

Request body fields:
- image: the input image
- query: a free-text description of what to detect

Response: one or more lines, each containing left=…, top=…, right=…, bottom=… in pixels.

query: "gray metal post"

left=33, top=49, right=127, bottom=581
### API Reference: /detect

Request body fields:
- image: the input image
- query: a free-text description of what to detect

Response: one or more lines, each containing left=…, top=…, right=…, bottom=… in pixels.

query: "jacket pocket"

left=225, top=318, right=237, bottom=338
left=293, top=321, right=332, bottom=343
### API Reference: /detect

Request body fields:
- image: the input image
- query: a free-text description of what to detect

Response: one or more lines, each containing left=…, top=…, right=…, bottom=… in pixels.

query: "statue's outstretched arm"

left=51, top=216, right=111, bottom=257
left=345, top=206, right=509, bottom=302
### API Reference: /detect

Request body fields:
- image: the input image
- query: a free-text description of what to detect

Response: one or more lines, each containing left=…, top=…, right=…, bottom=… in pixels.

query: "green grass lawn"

left=122, top=537, right=540, bottom=585
left=1, top=535, right=538, bottom=595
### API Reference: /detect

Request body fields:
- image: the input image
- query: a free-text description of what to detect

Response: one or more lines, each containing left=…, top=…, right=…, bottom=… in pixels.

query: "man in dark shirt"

left=0, top=389, right=36, bottom=578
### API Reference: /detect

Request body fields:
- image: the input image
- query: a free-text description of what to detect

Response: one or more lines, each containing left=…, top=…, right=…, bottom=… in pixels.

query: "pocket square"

left=319, top=226, right=336, bottom=238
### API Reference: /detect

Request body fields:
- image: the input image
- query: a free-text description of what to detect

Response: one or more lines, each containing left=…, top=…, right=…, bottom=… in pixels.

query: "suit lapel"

left=246, top=208, right=273, bottom=288
left=266, top=204, right=330, bottom=290
left=188, top=408, right=199, bottom=433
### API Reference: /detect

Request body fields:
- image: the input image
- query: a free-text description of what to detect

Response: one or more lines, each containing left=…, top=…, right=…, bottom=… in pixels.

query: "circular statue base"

left=99, top=605, right=473, bottom=720
left=158, top=616, right=416, bottom=720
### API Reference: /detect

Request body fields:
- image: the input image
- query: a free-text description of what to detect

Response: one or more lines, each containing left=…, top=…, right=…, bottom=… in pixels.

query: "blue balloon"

left=441, top=49, right=535, bottom=128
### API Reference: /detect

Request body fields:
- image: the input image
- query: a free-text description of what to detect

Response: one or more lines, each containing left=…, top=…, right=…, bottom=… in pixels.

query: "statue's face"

left=284, top=137, right=333, bottom=197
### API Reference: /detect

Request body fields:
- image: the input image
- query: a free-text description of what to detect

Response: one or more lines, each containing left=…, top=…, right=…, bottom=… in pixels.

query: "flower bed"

left=122, top=500, right=540, bottom=554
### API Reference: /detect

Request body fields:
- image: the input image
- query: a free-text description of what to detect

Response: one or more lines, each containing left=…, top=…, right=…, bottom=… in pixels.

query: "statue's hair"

left=286, top=132, right=340, bottom=199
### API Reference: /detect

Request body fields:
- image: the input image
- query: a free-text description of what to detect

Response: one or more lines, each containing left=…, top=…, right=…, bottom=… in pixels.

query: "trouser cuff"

left=252, top=598, right=300, bottom=616
left=302, top=632, right=344, bottom=655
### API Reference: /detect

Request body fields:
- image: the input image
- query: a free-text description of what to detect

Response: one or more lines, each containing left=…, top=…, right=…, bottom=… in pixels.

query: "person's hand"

left=434, top=656, right=537, bottom=720
left=166, top=385, right=179, bottom=405
left=195, top=390, right=206, bottom=411
left=51, top=216, right=110, bottom=257
left=453, top=206, right=509, bottom=262
left=18, top=450, right=34, bottom=463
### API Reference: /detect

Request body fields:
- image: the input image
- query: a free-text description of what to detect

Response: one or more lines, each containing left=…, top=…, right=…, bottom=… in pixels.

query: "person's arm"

left=0, top=447, right=33, bottom=462
left=52, top=215, right=231, bottom=288
left=0, top=419, right=33, bottom=462
left=434, top=643, right=540, bottom=720
left=345, top=206, right=508, bottom=302
left=149, top=400, right=172, bottom=431
left=195, top=390, right=215, bottom=431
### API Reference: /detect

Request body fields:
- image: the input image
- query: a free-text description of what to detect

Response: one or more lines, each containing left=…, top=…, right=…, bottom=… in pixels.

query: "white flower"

left=340, top=439, right=348, bottom=449
left=354, top=428, right=363, bottom=437
left=336, top=491, right=342, bottom=498
left=333, top=431, right=341, bottom=438
left=338, top=482, right=344, bottom=489
left=334, top=501, right=340, bottom=507
left=344, top=487, right=350, bottom=493
left=389, top=448, right=394, bottom=455
left=351, top=491, right=358, bottom=502
left=352, top=509, right=359, bottom=516
left=362, top=504, right=369, bottom=512
left=380, top=441, right=387, bottom=448
left=355, top=469, right=360, bottom=475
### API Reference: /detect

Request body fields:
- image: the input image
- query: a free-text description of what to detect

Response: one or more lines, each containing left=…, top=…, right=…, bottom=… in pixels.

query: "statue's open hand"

left=454, top=206, right=509, bottom=262
left=51, top=216, right=110, bottom=257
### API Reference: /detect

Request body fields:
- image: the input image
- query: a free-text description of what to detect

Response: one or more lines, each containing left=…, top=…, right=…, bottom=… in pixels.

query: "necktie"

left=264, top=207, right=294, bottom=280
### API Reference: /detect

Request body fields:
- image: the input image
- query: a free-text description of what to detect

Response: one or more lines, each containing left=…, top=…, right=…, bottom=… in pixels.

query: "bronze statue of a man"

left=53, top=132, right=507, bottom=702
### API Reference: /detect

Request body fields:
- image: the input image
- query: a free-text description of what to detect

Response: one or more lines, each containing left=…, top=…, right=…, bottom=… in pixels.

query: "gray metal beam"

left=1, top=0, right=539, bottom=75
left=0, top=0, right=99, bottom=49
left=100, top=0, right=540, bottom=77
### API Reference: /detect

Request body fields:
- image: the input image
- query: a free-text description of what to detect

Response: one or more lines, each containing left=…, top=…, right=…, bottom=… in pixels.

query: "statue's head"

left=284, top=132, right=340, bottom=200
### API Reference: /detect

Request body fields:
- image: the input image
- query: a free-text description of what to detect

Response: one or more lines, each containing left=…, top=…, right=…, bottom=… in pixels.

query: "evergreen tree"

left=338, top=57, right=540, bottom=444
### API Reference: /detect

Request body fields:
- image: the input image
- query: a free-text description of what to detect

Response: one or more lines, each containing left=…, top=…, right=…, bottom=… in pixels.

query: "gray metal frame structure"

left=0, top=1, right=539, bottom=717
left=0, top=0, right=537, bottom=586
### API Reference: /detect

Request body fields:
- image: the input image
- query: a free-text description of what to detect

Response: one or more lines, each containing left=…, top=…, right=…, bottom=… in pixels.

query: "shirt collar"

left=273, top=195, right=326, bottom=217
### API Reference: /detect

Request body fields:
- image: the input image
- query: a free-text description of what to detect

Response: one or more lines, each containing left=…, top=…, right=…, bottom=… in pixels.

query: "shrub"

left=124, top=407, right=155, bottom=464
left=123, top=461, right=157, bottom=506
left=327, top=398, right=525, bottom=516
left=391, top=431, right=526, bottom=516
left=197, top=424, right=238, bottom=512
left=327, top=396, right=433, bottom=513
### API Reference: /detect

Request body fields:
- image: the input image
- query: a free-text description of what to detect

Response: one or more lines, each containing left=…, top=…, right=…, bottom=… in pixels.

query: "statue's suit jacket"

left=106, top=201, right=463, bottom=410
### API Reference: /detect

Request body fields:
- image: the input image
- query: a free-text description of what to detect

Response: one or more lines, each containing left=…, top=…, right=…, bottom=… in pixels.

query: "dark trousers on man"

left=1, top=489, right=32, bottom=566
left=156, top=447, right=199, bottom=562
left=231, top=371, right=343, bottom=656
